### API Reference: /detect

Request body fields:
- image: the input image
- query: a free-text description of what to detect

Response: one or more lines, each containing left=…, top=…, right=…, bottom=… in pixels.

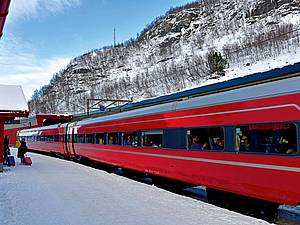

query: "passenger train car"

left=18, top=75, right=300, bottom=211
left=4, top=114, right=72, bottom=145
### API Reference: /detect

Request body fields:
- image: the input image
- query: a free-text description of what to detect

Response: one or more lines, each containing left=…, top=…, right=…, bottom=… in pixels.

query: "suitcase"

left=7, top=156, right=15, bottom=167
left=23, top=156, right=32, bottom=166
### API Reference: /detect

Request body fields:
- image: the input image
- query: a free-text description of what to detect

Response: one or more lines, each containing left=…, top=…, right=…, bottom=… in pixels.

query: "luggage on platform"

left=23, top=156, right=32, bottom=166
left=7, top=155, right=15, bottom=167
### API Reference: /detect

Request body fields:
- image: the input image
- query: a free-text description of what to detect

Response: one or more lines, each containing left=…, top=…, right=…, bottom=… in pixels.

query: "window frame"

left=141, top=129, right=163, bottom=149
left=107, top=132, right=120, bottom=145
left=235, top=122, right=298, bottom=156
left=121, top=131, right=138, bottom=147
left=95, top=132, right=106, bottom=145
left=85, top=133, right=95, bottom=144
left=186, top=126, right=225, bottom=151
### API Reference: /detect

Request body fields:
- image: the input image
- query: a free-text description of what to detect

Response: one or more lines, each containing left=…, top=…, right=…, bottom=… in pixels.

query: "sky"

left=0, top=0, right=193, bottom=100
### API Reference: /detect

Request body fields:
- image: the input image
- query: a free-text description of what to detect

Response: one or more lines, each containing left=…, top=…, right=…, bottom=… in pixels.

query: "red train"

left=18, top=76, right=300, bottom=211
left=4, top=114, right=72, bottom=146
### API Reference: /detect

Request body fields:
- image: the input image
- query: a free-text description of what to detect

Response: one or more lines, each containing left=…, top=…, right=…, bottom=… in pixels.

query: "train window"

left=77, top=134, right=85, bottom=143
left=95, top=133, right=105, bottom=144
left=85, top=133, right=94, bottom=144
left=48, top=135, right=58, bottom=142
left=54, top=135, right=59, bottom=142
left=41, top=136, right=46, bottom=142
left=108, top=132, right=119, bottom=145
left=122, top=131, right=138, bottom=146
left=236, top=123, right=297, bottom=154
left=73, top=134, right=77, bottom=143
left=187, top=127, right=224, bottom=151
left=141, top=130, right=163, bottom=148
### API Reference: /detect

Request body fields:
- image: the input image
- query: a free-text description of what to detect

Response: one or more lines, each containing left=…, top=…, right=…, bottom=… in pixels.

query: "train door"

left=65, top=123, right=77, bottom=158
left=63, top=124, right=69, bottom=157
left=58, top=124, right=65, bottom=155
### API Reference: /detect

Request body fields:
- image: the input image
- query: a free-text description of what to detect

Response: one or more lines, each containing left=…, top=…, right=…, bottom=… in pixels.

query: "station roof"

left=0, top=84, right=29, bottom=118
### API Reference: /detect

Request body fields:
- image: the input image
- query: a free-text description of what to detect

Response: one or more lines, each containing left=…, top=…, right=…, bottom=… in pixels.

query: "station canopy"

left=0, top=84, right=28, bottom=114
left=0, top=84, right=28, bottom=171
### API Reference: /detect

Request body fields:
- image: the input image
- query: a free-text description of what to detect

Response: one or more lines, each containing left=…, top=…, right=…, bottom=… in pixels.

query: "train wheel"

left=259, top=201, right=279, bottom=222
left=206, top=188, right=279, bottom=222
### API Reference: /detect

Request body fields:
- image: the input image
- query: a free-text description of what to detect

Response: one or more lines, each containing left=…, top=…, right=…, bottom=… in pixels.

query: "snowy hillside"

left=29, top=0, right=300, bottom=114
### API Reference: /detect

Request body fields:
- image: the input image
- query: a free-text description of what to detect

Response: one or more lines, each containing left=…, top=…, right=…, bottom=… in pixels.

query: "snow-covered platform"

left=0, top=150, right=270, bottom=225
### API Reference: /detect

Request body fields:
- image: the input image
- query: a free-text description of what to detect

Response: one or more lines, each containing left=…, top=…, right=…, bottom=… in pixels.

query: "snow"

left=0, top=149, right=271, bottom=225
left=0, top=85, right=28, bottom=112
left=199, top=50, right=300, bottom=88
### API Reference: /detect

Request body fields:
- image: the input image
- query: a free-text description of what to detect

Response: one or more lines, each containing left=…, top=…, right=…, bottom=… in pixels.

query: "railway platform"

left=0, top=149, right=270, bottom=225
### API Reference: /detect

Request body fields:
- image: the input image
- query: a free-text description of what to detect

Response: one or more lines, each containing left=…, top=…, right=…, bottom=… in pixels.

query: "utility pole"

left=86, top=98, right=133, bottom=116
left=113, top=28, right=116, bottom=47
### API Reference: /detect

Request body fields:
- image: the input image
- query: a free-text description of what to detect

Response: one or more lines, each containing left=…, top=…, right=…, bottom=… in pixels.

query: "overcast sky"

left=0, top=0, right=192, bottom=100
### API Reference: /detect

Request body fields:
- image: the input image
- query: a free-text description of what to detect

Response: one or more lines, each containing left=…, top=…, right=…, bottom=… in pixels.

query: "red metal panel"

left=27, top=142, right=63, bottom=155
left=80, top=93, right=300, bottom=133
left=58, top=125, right=66, bottom=155
left=0, top=119, right=4, bottom=164
left=39, top=128, right=59, bottom=135
left=0, top=0, right=11, bottom=38
left=4, top=128, right=17, bottom=145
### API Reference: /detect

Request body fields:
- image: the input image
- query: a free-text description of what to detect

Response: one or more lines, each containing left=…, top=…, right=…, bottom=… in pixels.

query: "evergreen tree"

left=206, top=50, right=228, bottom=76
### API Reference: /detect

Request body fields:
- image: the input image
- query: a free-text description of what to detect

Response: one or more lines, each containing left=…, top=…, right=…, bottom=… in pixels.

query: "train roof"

left=73, top=62, right=300, bottom=119
left=76, top=75, right=300, bottom=127
left=18, top=124, right=60, bottom=134
left=122, top=62, right=300, bottom=110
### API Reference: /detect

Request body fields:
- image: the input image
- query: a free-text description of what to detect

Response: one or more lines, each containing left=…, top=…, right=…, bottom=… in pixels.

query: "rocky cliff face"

left=29, top=0, right=300, bottom=114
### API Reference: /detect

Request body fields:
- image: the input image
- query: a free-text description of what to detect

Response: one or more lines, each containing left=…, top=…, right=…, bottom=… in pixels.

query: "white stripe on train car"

left=87, top=103, right=300, bottom=129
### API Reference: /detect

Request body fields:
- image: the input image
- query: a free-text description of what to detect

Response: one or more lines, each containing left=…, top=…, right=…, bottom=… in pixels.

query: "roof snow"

left=0, top=84, right=28, bottom=112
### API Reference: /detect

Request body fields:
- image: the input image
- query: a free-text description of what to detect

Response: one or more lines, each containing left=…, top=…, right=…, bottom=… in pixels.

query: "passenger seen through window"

left=108, top=132, right=118, bottom=145
left=187, top=127, right=224, bottom=151
left=142, top=130, right=163, bottom=148
left=122, top=131, right=138, bottom=146
left=95, top=133, right=105, bottom=144
left=236, top=123, right=297, bottom=154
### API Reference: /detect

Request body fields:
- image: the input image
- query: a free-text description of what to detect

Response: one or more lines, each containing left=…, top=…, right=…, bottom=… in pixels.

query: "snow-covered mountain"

left=29, top=0, right=300, bottom=114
